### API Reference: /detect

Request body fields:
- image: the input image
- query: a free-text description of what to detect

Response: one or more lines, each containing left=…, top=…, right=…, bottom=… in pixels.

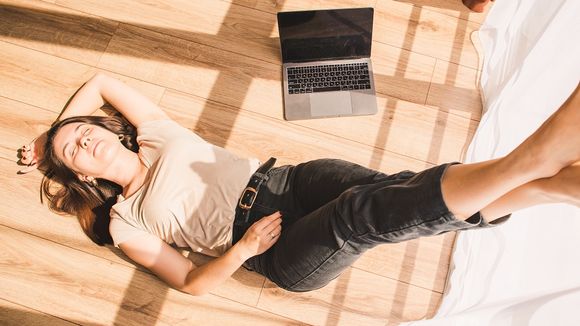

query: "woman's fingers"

left=261, top=227, right=281, bottom=244
left=18, top=143, right=39, bottom=174
left=254, top=211, right=282, bottom=230
left=20, top=148, right=36, bottom=164
left=268, top=224, right=283, bottom=240
left=262, top=219, right=282, bottom=237
left=260, top=218, right=282, bottom=241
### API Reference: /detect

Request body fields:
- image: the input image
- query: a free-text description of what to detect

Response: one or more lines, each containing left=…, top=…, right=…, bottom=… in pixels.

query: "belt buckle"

left=239, top=186, right=257, bottom=210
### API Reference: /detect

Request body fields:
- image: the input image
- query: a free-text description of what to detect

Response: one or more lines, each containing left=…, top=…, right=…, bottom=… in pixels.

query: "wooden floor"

left=0, top=0, right=490, bottom=325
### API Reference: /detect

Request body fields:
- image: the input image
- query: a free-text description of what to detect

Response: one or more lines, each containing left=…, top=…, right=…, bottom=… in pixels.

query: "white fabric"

left=405, top=0, right=580, bottom=324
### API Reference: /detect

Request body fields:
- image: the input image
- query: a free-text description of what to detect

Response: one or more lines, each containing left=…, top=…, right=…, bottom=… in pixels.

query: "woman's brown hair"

left=41, top=114, right=138, bottom=245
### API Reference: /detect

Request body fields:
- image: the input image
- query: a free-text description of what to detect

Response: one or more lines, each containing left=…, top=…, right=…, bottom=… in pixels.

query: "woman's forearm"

left=181, top=242, right=252, bottom=296
left=57, top=73, right=106, bottom=121
left=181, top=212, right=281, bottom=296
left=58, top=72, right=168, bottom=127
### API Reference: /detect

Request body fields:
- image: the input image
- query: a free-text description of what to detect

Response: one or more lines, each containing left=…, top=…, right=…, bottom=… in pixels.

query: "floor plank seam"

left=96, top=23, right=120, bottom=69
left=157, top=87, right=168, bottom=105
left=256, top=277, right=267, bottom=307
left=0, top=94, right=60, bottom=115
left=424, top=58, right=438, bottom=105
left=0, top=39, right=104, bottom=79
left=350, top=265, right=445, bottom=294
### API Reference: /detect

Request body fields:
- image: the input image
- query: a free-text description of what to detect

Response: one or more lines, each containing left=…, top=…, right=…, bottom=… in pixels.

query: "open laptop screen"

left=277, top=8, right=373, bottom=63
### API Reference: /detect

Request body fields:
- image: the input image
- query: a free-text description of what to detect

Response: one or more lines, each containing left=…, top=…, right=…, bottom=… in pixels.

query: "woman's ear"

left=79, top=175, right=98, bottom=187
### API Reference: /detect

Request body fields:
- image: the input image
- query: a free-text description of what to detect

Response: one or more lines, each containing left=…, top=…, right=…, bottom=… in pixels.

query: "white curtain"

left=405, top=0, right=580, bottom=325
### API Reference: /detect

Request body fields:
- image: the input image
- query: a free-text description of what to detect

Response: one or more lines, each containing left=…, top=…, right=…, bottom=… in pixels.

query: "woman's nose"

left=80, top=135, right=91, bottom=149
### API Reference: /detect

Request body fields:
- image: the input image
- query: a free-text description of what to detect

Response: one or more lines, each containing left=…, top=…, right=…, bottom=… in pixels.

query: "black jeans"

left=232, top=159, right=500, bottom=292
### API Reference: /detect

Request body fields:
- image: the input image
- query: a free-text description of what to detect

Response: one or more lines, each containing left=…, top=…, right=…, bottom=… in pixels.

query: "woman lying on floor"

left=19, top=73, right=580, bottom=295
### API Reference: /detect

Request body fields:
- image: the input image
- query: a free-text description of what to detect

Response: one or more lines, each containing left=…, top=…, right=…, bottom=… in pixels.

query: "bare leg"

left=481, top=163, right=580, bottom=222
left=441, top=84, right=580, bottom=220
left=480, top=179, right=551, bottom=222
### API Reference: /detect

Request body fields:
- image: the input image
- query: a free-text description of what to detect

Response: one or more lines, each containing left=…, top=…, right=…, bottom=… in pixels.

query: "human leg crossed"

left=441, top=83, right=580, bottom=220
left=480, top=162, right=580, bottom=222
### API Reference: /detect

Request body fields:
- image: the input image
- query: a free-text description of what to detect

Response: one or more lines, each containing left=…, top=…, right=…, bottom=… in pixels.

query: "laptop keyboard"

left=287, top=62, right=371, bottom=94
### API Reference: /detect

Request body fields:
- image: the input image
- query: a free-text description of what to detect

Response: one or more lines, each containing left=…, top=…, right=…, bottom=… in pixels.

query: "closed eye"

left=70, top=127, right=91, bottom=157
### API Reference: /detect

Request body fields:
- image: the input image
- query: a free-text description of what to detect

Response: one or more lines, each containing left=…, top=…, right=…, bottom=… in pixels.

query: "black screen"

left=277, top=8, right=374, bottom=63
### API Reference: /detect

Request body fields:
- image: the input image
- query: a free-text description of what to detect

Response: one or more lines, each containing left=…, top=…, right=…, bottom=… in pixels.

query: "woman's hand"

left=236, top=211, right=283, bottom=260
left=18, top=132, right=47, bottom=174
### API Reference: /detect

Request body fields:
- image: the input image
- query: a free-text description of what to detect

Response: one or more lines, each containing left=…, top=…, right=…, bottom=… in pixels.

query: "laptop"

left=277, top=8, right=378, bottom=121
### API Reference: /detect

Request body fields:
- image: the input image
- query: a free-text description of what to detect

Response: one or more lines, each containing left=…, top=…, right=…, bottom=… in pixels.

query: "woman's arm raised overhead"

left=57, top=72, right=169, bottom=127
left=18, top=73, right=169, bottom=172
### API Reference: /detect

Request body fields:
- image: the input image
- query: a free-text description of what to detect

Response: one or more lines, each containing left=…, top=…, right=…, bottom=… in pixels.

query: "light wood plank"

left=371, top=41, right=436, bottom=104
left=258, top=268, right=441, bottom=325
left=0, top=225, right=302, bottom=325
left=0, top=299, right=78, bottom=326
left=353, top=232, right=456, bottom=293
left=393, top=0, right=490, bottom=24
left=0, top=98, right=54, bottom=162
left=0, top=41, right=166, bottom=113
left=375, top=0, right=481, bottom=69
left=0, top=40, right=96, bottom=111
left=426, top=58, right=483, bottom=121
left=0, top=0, right=117, bottom=66
left=56, top=0, right=282, bottom=64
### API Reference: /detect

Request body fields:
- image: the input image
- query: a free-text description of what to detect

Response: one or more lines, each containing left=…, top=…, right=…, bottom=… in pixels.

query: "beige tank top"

left=109, top=119, right=260, bottom=257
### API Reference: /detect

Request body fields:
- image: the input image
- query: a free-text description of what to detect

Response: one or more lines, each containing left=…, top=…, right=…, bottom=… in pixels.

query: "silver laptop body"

left=278, top=8, right=378, bottom=120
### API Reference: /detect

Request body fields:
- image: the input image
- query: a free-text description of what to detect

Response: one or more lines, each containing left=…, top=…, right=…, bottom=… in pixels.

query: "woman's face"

left=52, top=122, right=123, bottom=179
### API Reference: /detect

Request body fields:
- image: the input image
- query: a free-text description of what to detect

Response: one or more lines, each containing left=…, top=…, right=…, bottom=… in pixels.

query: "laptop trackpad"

left=310, top=92, right=352, bottom=117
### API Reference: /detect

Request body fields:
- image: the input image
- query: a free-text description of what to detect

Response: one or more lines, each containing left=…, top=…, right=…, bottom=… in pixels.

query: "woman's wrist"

left=231, top=241, right=255, bottom=262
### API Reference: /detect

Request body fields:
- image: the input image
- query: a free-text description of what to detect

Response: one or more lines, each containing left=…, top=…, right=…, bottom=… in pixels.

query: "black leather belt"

left=236, top=157, right=277, bottom=224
